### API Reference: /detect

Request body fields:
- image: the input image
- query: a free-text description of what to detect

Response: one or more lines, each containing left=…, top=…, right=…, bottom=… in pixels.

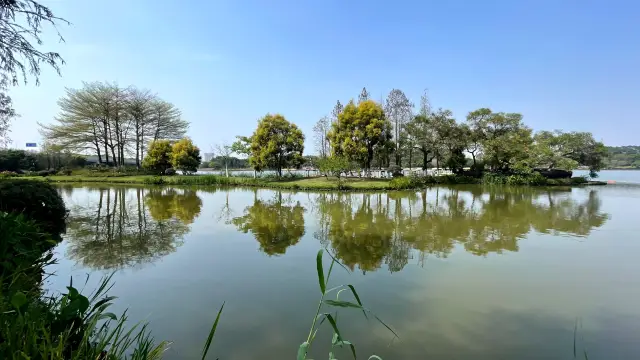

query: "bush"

left=143, top=176, right=166, bottom=185
left=0, top=171, right=19, bottom=178
left=482, top=172, right=507, bottom=185
left=389, top=176, right=413, bottom=190
left=35, top=169, right=55, bottom=177
left=0, top=213, right=54, bottom=290
left=57, top=168, right=72, bottom=176
left=469, top=161, right=485, bottom=177
left=0, top=180, right=68, bottom=238
left=570, top=176, right=588, bottom=185
left=387, top=165, right=403, bottom=178
left=164, top=168, right=176, bottom=176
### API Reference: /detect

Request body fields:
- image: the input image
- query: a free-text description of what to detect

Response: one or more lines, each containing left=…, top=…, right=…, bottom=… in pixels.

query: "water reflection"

left=230, top=191, right=306, bottom=256
left=64, top=187, right=202, bottom=270
left=311, top=187, right=608, bottom=272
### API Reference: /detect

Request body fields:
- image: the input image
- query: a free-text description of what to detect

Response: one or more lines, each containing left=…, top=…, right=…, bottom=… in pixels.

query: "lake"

left=45, top=183, right=640, bottom=359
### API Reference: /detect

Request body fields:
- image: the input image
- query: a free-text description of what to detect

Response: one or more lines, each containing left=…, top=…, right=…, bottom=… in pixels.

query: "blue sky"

left=8, top=0, right=640, bottom=153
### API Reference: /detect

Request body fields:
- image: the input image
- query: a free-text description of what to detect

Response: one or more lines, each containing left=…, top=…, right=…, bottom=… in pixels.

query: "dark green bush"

left=0, top=180, right=67, bottom=238
left=482, top=172, right=507, bottom=185
left=387, top=165, right=403, bottom=178
left=570, top=176, right=588, bottom=184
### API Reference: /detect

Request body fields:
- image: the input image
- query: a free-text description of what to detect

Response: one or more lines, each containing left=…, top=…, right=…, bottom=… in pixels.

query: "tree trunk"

left=409, top=147, right=413, bottom=171
left=95, top=142, right=102, bottom=164
left=422, top=149, right=428, bottom=170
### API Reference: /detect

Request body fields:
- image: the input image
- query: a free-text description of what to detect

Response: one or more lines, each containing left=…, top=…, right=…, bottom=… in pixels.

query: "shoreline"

left=7, top=175, right=608, bottom=191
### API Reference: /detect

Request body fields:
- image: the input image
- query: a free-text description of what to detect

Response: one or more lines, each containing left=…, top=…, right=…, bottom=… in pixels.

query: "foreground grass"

left=17, top=175, right=394, bottom=190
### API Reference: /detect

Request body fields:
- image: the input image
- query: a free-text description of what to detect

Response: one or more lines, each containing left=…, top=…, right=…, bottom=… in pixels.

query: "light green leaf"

left=316, top=250, right=325, bottom=294
left=298, top=341, right=309, bottom=360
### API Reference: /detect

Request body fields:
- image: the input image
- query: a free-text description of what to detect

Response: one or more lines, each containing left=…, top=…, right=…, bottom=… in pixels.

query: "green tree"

left=468, top=108, right=533, bottom=173
left=405, top=114, right=437, bottom=170
left=317, top=155, right=352, bottom=181
left=249, top=114, right=304, bottom=177
left=384, top=89, right=413, bottom=166
left=142, top=139, right=173, bottom=174
left=533, top=130, right=607, bottom=175
left=328, top=100, right=392, bottom=173
left=171, top=138, right=201, bottom=174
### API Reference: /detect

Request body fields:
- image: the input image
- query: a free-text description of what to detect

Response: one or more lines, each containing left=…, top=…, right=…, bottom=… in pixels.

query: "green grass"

left=15, top=175, right=395, bottom=190
left=9, top=173, right=606, bottom=191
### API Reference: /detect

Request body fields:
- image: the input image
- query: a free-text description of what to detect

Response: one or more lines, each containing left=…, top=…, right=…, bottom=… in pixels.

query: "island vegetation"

left=1, top=83, right=614, bottom=190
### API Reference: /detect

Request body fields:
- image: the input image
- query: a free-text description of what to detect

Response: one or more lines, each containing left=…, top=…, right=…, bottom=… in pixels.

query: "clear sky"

left=8, top=0, right=640, bottom=153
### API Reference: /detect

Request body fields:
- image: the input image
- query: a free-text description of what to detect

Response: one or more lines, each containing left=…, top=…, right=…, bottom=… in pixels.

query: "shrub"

left=469, top=161, right=485, bottom=177
left=570, top=176, right=588, bottom=185
left=0, top=180, right=67, bottom=238
left=35, top=169, right=55, bottom=177
left=0, top=213, right=54, bottom=290
left=57, top=168, right=72, bottom=176
left=387, top=165, right=403, bottom=178
left=0, top=171, right=19, bottom=178
left=482, top=172, right=507, bottom=185
left=143, top=176, right=166, bottom=185
left=164, top=168, right=176, bottom=176
left=389, top=176, right=413, bottom=190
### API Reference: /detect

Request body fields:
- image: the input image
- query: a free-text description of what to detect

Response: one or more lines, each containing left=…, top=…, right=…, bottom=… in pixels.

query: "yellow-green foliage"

left=328, top=100, right=392, bottom=169
left=142, top=140, right=173, bottom=174
left=171, top=138, right=201, bottom=174
left=249, top=114, right=304, bottom=176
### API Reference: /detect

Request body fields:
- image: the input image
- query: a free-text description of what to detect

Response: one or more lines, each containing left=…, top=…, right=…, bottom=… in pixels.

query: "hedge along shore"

left=7, top=174, right=608, bottom=191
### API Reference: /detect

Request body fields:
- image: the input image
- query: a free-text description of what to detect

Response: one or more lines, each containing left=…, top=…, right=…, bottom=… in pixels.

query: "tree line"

left=605, top=146, right=640, bottom=169
left=225, top=87, right=607, bottom=178
left=40, top=82, right=189, bottom=167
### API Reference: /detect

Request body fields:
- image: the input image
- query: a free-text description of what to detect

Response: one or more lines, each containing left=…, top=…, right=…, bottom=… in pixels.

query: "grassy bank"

left=10, top=173, right=607, bottom=190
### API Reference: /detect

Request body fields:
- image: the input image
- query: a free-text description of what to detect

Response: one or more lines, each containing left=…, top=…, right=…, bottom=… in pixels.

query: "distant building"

left=203, top=153, right=215, bottom=162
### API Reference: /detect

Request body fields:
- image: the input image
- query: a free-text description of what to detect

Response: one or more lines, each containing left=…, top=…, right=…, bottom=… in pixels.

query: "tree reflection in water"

left=65, top=187, right=202, bottom=270
left=311, top=186, right=609, bottom=272
left=230, top=190, right=305, bottom=256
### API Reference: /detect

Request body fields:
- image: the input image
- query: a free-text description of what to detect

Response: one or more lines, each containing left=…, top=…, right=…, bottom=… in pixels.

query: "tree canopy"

left=40, top=82, right=188, bottom=167
left=248, top=114, right=304, bottom=176
left=328, top=100, right=392, bottom=171
left=142, top=140, right=173, bottom=174
left=171, top=138, right=201, bottom=174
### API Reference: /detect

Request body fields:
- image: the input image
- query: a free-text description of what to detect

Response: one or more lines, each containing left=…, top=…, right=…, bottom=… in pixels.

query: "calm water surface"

left=46, top=184, right=640, bottom=359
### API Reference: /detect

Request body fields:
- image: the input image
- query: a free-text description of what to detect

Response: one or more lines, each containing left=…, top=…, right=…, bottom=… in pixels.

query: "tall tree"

left=384, top=89, right=413, bottom=166
left=358, top=87, right=370, bottom=104
left=328, top=100, right=392, bottom=173
left=312, top=116, right=330, bottom=158
left=331, top=100, right=343, bottom=123
left=249, top=114, right=305, bottom=176
left=127, top=87, right=154, bottom=168
left=405, top=114, right=437, bottom=170
left=469, top=108, right=533, bottom=172
left=40, top=82, right=188, bottom=166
